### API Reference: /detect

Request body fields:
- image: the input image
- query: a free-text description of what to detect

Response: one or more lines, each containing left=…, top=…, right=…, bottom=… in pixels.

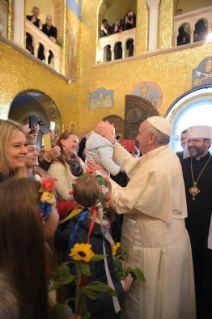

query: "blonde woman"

left=25, top=134, right=51, bottom=179
left=0, top=119, right=27, bottom=182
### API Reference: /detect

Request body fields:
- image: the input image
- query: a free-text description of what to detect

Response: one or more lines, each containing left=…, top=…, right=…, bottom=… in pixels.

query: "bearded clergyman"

left=182, top=125, right=212, bottom=319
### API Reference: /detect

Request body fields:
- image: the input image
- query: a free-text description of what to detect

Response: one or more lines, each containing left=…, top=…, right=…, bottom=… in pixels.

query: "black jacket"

left=41, top=24, right=57, bottom=39
left=26, top=15, right=41, bottom=28
left=55, top=215, right=124, bottom=319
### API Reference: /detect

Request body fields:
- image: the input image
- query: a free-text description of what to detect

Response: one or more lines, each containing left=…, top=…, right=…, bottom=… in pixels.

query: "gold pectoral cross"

left=189, top=182, right=200, bottom=201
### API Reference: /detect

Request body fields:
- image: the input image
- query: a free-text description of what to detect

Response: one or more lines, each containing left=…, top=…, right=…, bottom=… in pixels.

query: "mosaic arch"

left=9, top=90, right=63, bottom=137
left=99, top=0, right=116, bottom=27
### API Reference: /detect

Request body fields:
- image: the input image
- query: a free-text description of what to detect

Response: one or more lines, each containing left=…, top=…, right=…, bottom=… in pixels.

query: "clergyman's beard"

left=188, top=147, right=198, bottom=158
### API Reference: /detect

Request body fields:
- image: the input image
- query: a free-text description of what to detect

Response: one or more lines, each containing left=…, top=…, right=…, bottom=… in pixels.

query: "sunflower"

left=69, top=243, right=95, bottom=262
left=112, top=242, right=121, bottom=256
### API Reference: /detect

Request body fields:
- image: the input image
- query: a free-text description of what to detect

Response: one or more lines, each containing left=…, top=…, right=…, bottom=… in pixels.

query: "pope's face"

left=136, top=121, right=151, bottom=154
left=187, top=138, right=211, bottom=158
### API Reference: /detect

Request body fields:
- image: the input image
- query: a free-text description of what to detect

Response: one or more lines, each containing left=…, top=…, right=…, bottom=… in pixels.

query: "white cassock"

left=109, top=143, right=196, bottom=319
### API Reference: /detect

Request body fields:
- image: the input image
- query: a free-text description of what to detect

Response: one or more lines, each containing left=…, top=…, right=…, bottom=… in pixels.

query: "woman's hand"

left=43, top=146, right=61, bottom=163
left=87, top=155, right=108, bottom=176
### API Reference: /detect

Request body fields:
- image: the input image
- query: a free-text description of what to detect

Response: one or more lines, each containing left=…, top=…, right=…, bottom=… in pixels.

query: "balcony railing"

left=26, top=19, right=62, bottom=72
left=174, top=6, right=212, bottom=46
left=97, top=28, right=136, bottom=62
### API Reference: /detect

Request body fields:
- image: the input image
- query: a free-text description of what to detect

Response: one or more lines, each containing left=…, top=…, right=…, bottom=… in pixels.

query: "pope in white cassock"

left=89, top=116, right=196, bottom=319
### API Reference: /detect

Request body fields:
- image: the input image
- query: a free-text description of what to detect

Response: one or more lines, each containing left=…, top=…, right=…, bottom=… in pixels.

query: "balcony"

left=26, top=19, right=62, bottom=73
left=97, top=28, right=136, bottom=63
left=174, top=6, right=212, bottom=46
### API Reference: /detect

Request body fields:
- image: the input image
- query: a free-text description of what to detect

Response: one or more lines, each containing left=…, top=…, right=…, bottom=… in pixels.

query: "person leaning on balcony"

left=123, top=10, right=136, bottom=57
left=100, top=19, right=112, bottom=62
left=26, top=6, right=42, bottom=54
left=38, top=15, right=57, bottom=65
left=194, top=19, right=208, bottom=42
left=177, top=23, right=190, bottom=46
left=112, top=18, right=123, bottom=60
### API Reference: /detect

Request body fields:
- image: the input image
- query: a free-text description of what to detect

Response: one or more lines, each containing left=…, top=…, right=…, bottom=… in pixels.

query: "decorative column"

left=13, top=0, right=25, bottom=47
left=122, top=43, right=126, bottom=59
left=146, top=0, right=160, bottom=51
left=190, top=26, right=195, bottom=44
left=111, top=45, right=114, bottom=61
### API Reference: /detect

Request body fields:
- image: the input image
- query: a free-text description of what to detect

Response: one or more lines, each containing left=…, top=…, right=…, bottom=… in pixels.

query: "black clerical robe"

left=182, top=152, right=212, bottom=319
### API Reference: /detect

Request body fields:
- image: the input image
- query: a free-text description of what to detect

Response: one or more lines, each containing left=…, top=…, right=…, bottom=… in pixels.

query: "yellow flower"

left=40, top=191, right=54, bottom=205
left=69, top=243, right=95, bottom=262
left=112, top=242, right=121, bottom=256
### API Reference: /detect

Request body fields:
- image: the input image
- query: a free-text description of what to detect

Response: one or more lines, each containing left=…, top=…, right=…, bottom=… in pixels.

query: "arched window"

left=165, top=86, right=212, bottom=152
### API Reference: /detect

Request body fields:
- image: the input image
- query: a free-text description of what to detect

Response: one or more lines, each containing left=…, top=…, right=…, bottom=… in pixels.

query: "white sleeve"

left=109, top=165, right=173, bottom=223
left=98, top=146, right=121, bottom=176
left=48, top=162, right=74, bottom=201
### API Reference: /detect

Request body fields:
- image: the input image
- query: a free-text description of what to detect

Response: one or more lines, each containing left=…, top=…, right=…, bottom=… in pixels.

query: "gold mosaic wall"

left=78, top=0, right=212, bottom=136
left=1, top=0, right=212, bottom=139
left=158, top=0, right=175, bottom=50
left=0, top=40, right=79, bottom=131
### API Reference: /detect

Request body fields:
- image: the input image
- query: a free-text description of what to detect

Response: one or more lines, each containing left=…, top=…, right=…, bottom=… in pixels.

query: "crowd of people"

left=26, top=6, right=57, bottom=64
left=0, top=115, right=212, bottom=319
left=100, top=10, right=136, bottom=61
left=177, top=8, right=208, bottom=46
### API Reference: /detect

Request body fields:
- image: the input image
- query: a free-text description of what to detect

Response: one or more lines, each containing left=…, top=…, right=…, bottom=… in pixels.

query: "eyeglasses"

left=187, top=139, right=207, bottom=144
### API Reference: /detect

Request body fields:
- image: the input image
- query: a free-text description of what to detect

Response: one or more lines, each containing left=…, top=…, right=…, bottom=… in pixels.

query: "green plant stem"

left=75, top=262, right=81, bottom=319
left=123, top=256, right=127, bottom=319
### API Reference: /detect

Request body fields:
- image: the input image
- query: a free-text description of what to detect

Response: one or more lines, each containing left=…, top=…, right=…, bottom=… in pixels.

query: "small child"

left=85, top=121, right=121, bottom=176
left=55, top=172, right=133, bottom=319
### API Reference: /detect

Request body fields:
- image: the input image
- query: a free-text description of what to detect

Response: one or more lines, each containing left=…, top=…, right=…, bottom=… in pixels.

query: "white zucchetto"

left=147, top=116, right=171, bottom=137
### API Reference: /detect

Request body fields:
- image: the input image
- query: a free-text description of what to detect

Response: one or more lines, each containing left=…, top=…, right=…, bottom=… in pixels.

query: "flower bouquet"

left=50, top=243, right=117, bottom=319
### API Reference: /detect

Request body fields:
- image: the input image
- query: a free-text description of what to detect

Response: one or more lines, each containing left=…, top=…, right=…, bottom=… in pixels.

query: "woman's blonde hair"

left=0, top=119, right=27, bottom=178
left=26, top=134, right=36, bottom=146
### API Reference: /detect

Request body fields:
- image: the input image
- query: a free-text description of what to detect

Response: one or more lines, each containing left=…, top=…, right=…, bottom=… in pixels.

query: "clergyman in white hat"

left=88, top=116, right=196, bottom=319
left=182, top=125, right=212, bottom=319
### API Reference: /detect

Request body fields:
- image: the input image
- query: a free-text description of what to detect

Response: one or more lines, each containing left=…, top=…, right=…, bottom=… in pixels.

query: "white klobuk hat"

left=183, top=125, right=212, bottom=159
left=147, top=116, right=171, bottom=137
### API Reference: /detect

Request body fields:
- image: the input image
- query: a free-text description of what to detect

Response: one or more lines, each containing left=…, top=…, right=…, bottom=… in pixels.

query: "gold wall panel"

left=8, top=0, right=14, bottom=41
left=158, top=0, right=174, bottom=50
left=0, top=40, right=79, bottom=131
left=136, top=0, right=148, bottom=55
left=77, top=0, right=212, bottom=137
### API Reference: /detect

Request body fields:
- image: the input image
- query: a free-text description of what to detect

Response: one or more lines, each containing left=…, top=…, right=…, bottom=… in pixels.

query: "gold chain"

left=189, top=156, right=212, bottom=200
left=191, top=156, right=212, bottom=184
